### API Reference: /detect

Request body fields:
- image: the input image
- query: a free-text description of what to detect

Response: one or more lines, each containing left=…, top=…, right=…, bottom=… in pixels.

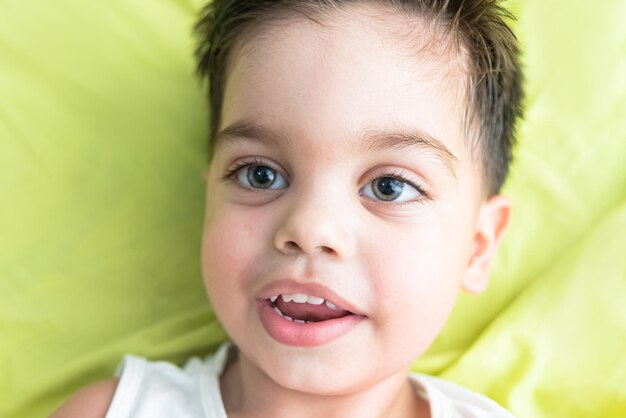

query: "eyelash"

left=220, top=157, right=432, bottom=204
left=220, top=157, right=269, bottom=185
left=381, top=171, right=431, bottom=202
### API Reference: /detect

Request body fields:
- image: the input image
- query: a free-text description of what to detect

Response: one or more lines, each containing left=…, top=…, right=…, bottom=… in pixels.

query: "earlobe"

left=461, top=195, right=512, bottom=294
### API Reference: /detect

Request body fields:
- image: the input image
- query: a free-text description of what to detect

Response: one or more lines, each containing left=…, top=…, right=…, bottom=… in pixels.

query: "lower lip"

left=256, top=299, right=365, bottom=347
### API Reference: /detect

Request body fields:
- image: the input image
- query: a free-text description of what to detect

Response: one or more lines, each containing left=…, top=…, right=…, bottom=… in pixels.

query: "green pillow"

left=1, top=2, right=225, bottom=417
left=1, top=1, right=624, bottom=417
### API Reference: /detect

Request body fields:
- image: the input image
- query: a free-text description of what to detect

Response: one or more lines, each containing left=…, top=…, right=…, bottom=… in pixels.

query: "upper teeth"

left=269, top=293, right=329, bottom=306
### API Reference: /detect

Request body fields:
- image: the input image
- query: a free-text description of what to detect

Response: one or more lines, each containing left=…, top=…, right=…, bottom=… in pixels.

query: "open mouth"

left=266, top=293, right=355, bottom=324
left=257, top=293, right=365, bottom=347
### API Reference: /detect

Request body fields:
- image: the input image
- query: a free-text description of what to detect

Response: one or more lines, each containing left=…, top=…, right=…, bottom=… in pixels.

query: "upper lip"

left=256, top=278, right=366, bottom=316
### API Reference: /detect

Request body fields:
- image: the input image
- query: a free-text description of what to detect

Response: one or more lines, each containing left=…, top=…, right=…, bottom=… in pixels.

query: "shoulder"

left=50, top=346, right=231, bottom=418
left=50, top=378, right=119, bottom=418
left=410, top=373, right=515, bottom=418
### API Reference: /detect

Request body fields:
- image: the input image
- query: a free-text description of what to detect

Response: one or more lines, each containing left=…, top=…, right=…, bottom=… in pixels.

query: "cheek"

left=201, top=204, right=263, bottom=316
left=371, top=221, right=467, bottom=292
left=371, top=238, right=460, bottom=316
left=367, top=219, right=471, bottom=349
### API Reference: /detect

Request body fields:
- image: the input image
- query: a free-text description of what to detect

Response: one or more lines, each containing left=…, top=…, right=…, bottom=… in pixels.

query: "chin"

left=258, top=351, right=369, bottom=396
left=270, top=369, right=357, bottom=395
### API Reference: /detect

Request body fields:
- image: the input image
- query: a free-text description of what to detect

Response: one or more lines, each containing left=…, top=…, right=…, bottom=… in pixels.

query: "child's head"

left=196, top=0, right=522, bottom=396
left=196, top=0, right=523, bottom=197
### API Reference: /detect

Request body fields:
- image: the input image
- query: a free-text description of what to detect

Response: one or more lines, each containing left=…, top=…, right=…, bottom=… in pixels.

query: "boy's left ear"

left=461, top=195, right=512, bottom=294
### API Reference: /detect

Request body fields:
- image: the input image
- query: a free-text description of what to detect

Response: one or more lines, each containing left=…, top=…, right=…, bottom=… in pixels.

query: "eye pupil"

left=248, top=165, right=275, bottom=188
left=374, top=177, right=404, bottom=201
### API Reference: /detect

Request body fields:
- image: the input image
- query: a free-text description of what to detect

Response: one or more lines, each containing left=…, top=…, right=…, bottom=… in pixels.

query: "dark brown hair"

left=194, top=0, right=523, bottom=196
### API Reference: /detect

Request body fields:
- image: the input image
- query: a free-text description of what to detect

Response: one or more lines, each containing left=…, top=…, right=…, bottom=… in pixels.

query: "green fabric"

left=1, top=1, right=624, bottom=417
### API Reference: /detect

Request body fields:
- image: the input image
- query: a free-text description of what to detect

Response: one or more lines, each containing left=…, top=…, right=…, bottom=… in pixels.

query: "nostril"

left=320, top=246, right=334, bottom=254
left=286, top=242, right=334, bottom=254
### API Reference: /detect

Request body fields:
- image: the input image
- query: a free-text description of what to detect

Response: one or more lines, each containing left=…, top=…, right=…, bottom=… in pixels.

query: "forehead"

left=219, top=3, right=474, bottom=172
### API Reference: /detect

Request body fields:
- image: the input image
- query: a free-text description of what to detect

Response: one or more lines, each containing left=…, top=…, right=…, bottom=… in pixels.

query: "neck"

left=219, top=348, right=430, bottom=418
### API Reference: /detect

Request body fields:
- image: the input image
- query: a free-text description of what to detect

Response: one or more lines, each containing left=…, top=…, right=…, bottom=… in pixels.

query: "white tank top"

left=105, top=343, right=515, bottom=418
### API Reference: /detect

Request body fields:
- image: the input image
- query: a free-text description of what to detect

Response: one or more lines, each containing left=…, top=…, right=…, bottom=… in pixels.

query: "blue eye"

left=235, top=164, right=288, bottom=190
left=361, top=176, right=422, bottom=202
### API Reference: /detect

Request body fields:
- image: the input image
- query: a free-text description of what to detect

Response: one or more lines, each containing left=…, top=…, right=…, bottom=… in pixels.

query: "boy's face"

left=202, top=5, right=509, bottom=395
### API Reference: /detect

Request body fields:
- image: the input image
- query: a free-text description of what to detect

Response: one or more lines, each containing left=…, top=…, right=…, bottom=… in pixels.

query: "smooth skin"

left=51, top=3, right=510, bottom=417
left=201, top=4, right=510, bottom=418
left=50, top=379, right=118, bottom=417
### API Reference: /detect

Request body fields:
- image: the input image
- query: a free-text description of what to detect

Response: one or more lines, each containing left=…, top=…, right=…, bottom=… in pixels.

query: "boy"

left=52, top=0, right=522, bottom=416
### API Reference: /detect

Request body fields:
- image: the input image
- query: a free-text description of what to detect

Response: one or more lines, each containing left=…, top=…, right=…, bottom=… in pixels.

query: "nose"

left=273, top=186, right=355, bottom=259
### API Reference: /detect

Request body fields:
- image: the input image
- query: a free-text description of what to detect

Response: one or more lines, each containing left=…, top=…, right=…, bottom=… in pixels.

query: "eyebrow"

left=358, top=128, right=458, bottom=176
left=215, top=120, right=458, bottom=176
